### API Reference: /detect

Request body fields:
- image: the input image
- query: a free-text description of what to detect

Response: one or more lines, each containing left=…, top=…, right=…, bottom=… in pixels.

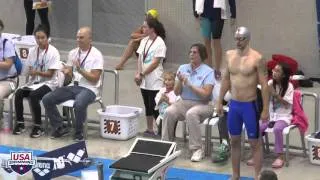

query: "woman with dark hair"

left=161, top=43, right=216, bottom=162
left=248, top=62, right=293, bottom=168
left=13, top=24, right=62, bottom=138
left=134, top=16, right=167, bottom=136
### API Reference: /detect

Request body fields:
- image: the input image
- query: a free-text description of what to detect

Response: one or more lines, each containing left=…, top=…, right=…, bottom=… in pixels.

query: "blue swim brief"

left=227, top=99, right=260, bottom=139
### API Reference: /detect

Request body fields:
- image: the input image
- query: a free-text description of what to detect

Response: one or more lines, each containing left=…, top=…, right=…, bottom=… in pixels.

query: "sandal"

left=246, top=158, right=254, bottom=166
left=272, top=158, right=284, bottom=168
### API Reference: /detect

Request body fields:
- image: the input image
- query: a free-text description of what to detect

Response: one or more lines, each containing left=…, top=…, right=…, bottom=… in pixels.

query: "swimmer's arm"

left=257, top=57, right=270, bottom=113
left=218, top=55, right=231, bottom=105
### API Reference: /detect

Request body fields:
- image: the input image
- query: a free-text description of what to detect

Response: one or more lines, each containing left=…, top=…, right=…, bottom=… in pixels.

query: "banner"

left=32, top=141, right=89, bottom=179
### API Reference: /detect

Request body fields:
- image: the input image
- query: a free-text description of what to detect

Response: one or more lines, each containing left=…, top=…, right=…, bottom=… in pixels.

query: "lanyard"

left=35, top=45, right=49, bottom=72
left=142, top=37, right=157, bottom=62
left=77, top=45, right=92, bottom=68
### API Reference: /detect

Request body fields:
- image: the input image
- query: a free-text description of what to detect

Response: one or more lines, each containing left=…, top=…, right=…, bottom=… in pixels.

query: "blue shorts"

left=200, top=17, right=224, bottom=39
left=227, top=100, right=260, bottom=139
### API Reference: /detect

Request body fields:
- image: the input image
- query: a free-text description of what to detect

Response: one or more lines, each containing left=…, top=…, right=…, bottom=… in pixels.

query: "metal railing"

left=302, top=91, right=319, bottom=132
left=103, top=69, right=119, bottom=105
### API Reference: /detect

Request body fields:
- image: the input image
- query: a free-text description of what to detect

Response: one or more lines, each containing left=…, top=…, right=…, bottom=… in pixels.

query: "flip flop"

left=272, top=158, right=284, bottom=168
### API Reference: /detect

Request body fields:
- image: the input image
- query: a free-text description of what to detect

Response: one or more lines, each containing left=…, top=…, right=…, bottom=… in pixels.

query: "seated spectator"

left=115, top=9, right=159, bottom=70
left=248, top=62, right=293, bottom=168
left=134, top=17, right=166, bottom=136
left=259, top=170, right=278, bottom=180
left=0, top=19, right=19, bottom=125
left=42, top=27, right=104, bottom=141
left=13, top=25, right=62, bottom=138
left=154, top=71, right=180, bottom=135
left=161, top=43, right=214, bottom=162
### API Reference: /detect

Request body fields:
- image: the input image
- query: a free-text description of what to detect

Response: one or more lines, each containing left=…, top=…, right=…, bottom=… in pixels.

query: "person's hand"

left=134, top=72, right=142, bottom=86
left=269, top=86, right=277, bottom=97
left=73, top=59, right=80, bottom=70
left=29, top=69, right=38, bottom=77
left=176, top=71, right=184, bottom=82
left=216, top=102, right=224, bottom=117
left=183, top=77, right=191, bottom=87
left=160, top=94, right=169, bottom=103
left=260, top=109, right=269, bottom=122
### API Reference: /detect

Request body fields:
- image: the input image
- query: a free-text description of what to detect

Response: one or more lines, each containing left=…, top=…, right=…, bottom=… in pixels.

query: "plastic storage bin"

left=97, top=105, right=142, bottom=140
left=305, top=134, right=320, bottom=165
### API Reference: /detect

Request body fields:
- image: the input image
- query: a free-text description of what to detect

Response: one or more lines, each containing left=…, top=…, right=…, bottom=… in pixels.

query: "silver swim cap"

left=234, top=26, right=250, bottom=40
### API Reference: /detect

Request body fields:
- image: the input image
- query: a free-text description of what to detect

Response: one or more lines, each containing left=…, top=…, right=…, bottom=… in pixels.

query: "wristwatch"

left=139, top=72, right=145, bottom=77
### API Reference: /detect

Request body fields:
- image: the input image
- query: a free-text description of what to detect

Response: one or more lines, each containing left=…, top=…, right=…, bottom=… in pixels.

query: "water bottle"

left=2, top=112, right=11, bottom=133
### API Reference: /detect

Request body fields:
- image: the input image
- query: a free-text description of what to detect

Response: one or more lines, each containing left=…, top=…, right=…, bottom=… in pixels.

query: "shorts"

left=200, top=17, right=224, bottom=39
left=227, top=99, right=260, bottom=139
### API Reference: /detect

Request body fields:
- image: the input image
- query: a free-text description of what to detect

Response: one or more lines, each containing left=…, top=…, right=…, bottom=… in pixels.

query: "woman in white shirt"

left=134, top=17, right=166, bottom=136
left=13, top=24, right=61, bottom=138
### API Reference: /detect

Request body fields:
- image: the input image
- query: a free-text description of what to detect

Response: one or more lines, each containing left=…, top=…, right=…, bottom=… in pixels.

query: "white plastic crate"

left=97, top=105, right=142, bottom=140
left=305, top=134, right=320, bottom=165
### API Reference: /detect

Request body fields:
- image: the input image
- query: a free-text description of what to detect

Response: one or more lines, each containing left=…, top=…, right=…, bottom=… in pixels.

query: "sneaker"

left=12, top=123, right=25, bottom=135
left=191, top=149, right=204, bottom=162
left=50, top=125, right=69, bottom=139
left=212, top=141, right=230, bottom=163
left=74, top=133, right=84, bottom=142
left=30, top=126, right=45, bottom=138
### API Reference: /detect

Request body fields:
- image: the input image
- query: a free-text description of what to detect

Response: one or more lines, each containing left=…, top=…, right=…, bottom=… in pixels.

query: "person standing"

left=134, top=17, right=166, bottom=136
left=24, top=0, right=50, bottom=35
left=193, top=0, right=236, bottom=79
left=216, top=27, right=269, bottom=180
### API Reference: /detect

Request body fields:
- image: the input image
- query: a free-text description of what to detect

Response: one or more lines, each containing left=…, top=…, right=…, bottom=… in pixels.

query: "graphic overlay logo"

left=32, top=159, right=54, bottom=180
left=7, top=152, right=36, bottom=175
left=33, top=141, right=89, bottom=179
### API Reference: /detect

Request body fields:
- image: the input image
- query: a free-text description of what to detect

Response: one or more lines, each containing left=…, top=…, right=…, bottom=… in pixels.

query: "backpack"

left=3, top=39, right=23, bottom=76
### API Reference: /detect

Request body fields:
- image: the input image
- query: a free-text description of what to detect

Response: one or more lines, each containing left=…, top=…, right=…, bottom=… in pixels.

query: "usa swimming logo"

left=7, top=152, right=36, bottom=175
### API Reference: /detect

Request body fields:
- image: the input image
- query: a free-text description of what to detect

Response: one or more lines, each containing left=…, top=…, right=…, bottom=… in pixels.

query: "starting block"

left=109, top=138, right=181, bottom=180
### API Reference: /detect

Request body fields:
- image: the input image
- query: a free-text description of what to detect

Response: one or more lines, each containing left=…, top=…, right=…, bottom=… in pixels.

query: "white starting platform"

left=109, top=138, right=181, bottom=180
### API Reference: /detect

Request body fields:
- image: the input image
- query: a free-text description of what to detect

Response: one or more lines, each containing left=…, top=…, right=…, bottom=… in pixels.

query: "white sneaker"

left=191, top=149, right=204, bottom=162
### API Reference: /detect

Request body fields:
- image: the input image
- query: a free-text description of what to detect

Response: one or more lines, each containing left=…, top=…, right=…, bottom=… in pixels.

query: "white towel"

left=195, top=0, right=205, bottom=15
left=213, top=0, right=229, bottom=20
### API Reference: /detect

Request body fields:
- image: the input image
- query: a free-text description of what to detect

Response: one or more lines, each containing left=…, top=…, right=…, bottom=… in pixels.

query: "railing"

left=103, top=69, right=119, bottom=105
left=302, top=91, right=319, bottom=132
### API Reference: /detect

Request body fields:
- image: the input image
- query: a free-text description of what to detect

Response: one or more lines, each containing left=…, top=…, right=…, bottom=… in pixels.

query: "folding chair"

left=202, top=106, right=229, bottom=157
left=263, top=90, right=308, bottom=167
left=5, top=76, right=19, bottom=130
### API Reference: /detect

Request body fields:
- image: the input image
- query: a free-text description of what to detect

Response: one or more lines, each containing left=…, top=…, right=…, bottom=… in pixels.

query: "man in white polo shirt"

left=42, top=26, right=104, bottom=141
